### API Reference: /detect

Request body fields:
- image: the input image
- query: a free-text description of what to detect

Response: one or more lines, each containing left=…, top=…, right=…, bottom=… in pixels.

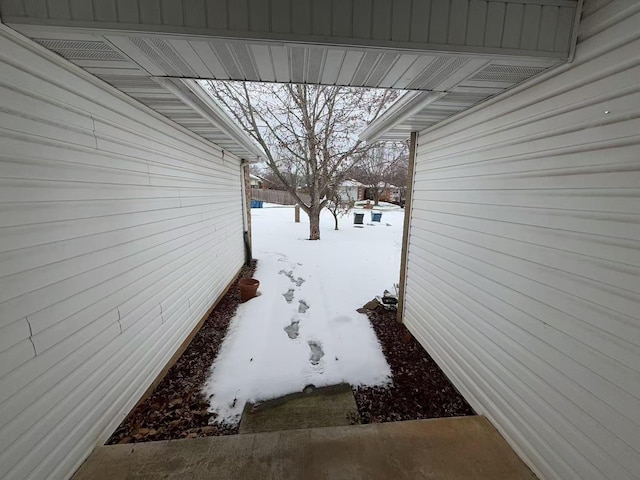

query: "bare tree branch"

left=202, top=80, right=399, bottom=239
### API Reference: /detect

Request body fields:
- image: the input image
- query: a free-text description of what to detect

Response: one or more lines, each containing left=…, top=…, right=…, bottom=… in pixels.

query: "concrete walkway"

left=73, top=416, right=536, bottom=479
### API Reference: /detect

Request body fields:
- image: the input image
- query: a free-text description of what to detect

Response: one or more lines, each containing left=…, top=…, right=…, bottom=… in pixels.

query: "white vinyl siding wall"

left=0, top=27, right=244, bottom=480
left=403, top=1, right=640, bottom=479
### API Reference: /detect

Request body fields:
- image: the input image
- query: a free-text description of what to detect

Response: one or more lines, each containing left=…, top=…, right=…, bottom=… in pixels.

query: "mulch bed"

left=106, top=267, right=472, bottom=445
left=106, top=261, right=256, bottom=445
left=353, top=306, right=475, bottom=423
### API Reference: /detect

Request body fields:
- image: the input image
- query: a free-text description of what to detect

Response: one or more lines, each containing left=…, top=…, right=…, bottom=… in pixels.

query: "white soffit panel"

left=0, top=0, right=580, bottom=60
left=21, top=24, right=563, bottom=148
left=28, top=32, right=264, bottom=161
left=360, top=60, right=555, bottom=143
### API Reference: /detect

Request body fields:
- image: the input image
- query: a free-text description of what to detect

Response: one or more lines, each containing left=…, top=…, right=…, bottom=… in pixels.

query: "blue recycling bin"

left=371, top=212, right=382, bottom=222
left=250, top=200, right=264, bottom=208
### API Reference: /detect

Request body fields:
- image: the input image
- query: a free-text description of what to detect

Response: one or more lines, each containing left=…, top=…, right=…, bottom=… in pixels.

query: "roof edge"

left=359, top=91, right=447, bottom=143
left=153, top=77, right=264, bottom=162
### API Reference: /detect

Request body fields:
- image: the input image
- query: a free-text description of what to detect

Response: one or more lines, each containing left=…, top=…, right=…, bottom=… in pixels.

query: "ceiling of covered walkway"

left=1, top=0, right=581, bottom=153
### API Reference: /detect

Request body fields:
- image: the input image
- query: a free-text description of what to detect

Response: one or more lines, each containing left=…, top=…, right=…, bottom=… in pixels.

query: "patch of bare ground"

left=354, top=307, right=475, bottom=423
left=106, top=271, right=473, bottom=444
left=106, top=261, right=256, bottom=445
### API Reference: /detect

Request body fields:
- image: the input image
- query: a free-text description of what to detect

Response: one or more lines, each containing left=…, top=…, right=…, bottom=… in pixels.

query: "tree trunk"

left=309, top=208, right=321, bottom=240
left=373, top=189, right=380, bottom=206
left=333, top=212, right=339, bottom=230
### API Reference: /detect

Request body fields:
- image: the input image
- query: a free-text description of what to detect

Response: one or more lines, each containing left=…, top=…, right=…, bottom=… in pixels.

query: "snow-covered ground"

left=203, top=204, right=405, bottom=425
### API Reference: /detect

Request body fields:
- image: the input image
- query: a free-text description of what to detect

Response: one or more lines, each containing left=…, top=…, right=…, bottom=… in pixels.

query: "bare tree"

left=387, top=155, right=409, bottom=191
left=386, top=154, right=409, bottom=205
left=352, top=142, right=408, bottom=205
left=325, top=191, right=343, bottom=231
left=325, top=186, right=356, bottom=231
left=202, top=81, right=397, bottom=240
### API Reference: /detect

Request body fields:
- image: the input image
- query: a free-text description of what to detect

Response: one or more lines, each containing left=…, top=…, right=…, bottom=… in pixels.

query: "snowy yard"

left=203, top=204, right=405, bottom=425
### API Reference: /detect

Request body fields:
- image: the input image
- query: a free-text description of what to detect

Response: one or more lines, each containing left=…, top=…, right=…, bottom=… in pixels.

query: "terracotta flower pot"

left=238, top=278, right=260, bottom=302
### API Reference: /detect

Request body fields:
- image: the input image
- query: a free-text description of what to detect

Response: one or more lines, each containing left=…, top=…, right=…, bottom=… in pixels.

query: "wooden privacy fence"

left=250, top=188, right=310, bottom=206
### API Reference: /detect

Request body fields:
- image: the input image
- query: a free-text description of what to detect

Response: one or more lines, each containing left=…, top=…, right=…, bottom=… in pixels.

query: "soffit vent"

left=406, top=56, right=449, bottom=90
left=437, top=92, right=490, bottom=103
left=365, top=52, right=398, bottom=86
left=419, top=57, right=468, bottom=90
left=128, top=36, right=183, bottom=77
left=35, top=39, right=114, bottom=51
left=306, top=48, right=324, bottom=85
left=55, top=50, right=125, bottom=61
left=149, top=38, right=197, bottom=77
left=471, top=64, right=548, bottom=83
left=133, top=97, right=185, bottom=106
left=99, top=75, right=161, bottom=89
left=352, top=51, right=381, bottom=86
left=209, top=41, right=242, bottom=79
left=290, top=46, right=306, bottom=83
left=35, top=39, right=125, bottom=61
left=230, top=43, right=259, bottom=81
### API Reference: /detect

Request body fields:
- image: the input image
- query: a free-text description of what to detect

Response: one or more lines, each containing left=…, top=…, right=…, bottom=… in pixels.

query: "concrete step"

left=239, top=383, right=359, bottom=434
left=73, top=416, right=537, bottom=480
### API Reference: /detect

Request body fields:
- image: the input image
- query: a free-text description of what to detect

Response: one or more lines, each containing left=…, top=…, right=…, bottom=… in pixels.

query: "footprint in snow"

left=279, top=269, right=293, bottom=279
left=308, top=340, right=324, bottom=365
left=283, top=289, right=295, bottom=303
left=284, top=320, right=300, bottom=339
left=298, top=300, right=310, bottom=313
left=280, top=269, right=305, bottom=287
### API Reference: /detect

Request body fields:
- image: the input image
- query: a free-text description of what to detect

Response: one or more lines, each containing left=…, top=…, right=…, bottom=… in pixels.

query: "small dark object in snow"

left=377, top=290, right=398, bottom=309
left=303, top=384, right=316, bottom=393
left=361, top=299, right=381, bottom=311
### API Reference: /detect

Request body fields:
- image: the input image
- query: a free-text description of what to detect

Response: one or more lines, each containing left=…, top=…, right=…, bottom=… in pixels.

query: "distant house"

left=249, top=174, right=263, bottom=189
left=362, top=183, right=405, bottom=204
left=259, top=175, right=284, bottom=190
left=336, top=179, right=364, bottom=202
left=388, top=185, right=406, bottom=204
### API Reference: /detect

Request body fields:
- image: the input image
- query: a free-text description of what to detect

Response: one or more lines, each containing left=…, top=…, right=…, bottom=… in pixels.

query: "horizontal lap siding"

left=403, top=1, right=640, bottom=479
left=0, top=27, right=244, bottom=480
